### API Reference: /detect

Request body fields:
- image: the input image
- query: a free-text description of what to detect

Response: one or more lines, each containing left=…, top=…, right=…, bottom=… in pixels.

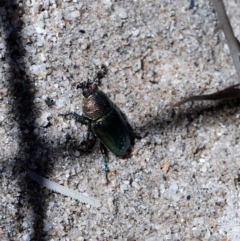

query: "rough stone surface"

left=0, top=0, right=240, bottom=240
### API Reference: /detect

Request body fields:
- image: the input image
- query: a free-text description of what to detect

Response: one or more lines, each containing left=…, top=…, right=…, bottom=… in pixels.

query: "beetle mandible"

left=60, top=67, right=137, bottom=183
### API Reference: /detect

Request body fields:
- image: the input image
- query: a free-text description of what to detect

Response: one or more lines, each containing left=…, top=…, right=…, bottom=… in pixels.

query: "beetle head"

left=77, top=79, right=99, bottom=98
left=77, top=67, right=107, bottom=98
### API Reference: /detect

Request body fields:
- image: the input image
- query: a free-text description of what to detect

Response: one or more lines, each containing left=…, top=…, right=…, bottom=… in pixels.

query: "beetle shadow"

left=142, top=99, right=240, bottom=139
left=170, top=99, right=240, bottom=127
left=2, top=1, right=54, bottom=240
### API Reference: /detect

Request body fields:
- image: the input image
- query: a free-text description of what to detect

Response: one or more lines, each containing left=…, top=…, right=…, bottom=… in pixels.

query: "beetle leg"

left=99, top=142, right=110, bottom=184
left=126, top=123, right=141, bottom=146
left=189, top=0, right=194, bottom=9
left=130, top=128, right=141, bottom=141
left=60, top=113, right=95, bottom=151
left=59, top=112, right=88, bottom=122
left=81, top=121, right=91, bottom=152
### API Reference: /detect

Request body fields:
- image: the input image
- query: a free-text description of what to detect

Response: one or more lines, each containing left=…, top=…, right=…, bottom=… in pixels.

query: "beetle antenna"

left=91, top=75, right=100, bottom=85
left=76, top=65, right=108, bottom=96
left=94, top=64, right=108, bottom=83
left=76, top=82, right=85, bottom=89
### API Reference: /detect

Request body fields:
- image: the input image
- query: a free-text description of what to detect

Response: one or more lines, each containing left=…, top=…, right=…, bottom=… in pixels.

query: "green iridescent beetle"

left=60, top=67, right=138, bottom=182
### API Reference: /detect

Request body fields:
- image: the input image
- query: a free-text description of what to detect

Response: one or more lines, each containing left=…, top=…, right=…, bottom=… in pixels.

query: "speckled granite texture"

left=0, top=0, right=240, bottom=240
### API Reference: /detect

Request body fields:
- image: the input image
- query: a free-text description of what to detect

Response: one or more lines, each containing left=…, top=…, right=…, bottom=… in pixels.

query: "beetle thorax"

left=82, top=89, right=113, bottom=120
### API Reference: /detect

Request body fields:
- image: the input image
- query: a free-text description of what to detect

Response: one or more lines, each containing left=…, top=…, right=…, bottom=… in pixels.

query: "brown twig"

left=171, top=84, right=240, bottom=108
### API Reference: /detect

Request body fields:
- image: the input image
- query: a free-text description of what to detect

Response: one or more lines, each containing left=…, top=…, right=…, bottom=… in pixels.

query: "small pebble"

left=132, top=181, right=141, bottom=190
left=117, top=7, right=128, bottom=19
